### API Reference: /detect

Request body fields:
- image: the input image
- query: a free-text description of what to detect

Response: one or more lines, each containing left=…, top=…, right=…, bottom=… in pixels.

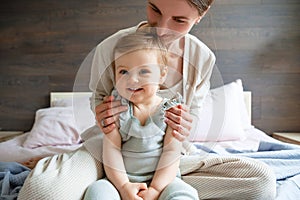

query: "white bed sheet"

left=0, top=132, right=82, bottom=163
left=191, top=127, right=278, bottom=155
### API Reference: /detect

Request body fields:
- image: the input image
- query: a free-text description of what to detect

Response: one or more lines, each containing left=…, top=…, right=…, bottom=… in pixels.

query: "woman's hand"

left=165, top=104, right=193, bottom=141
left=95, top=96, right=127, bottom=134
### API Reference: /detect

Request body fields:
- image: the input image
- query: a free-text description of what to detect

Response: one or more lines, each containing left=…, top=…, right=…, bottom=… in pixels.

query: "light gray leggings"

left=84, top=177, right=199, bottom=200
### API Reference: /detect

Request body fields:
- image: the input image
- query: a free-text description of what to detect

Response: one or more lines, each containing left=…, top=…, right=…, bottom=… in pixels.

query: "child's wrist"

left=148, top=186, right=160, bottom=199
left=119, top=181, right=130, bottom=192
left=149, top=185, right=161, bottom=194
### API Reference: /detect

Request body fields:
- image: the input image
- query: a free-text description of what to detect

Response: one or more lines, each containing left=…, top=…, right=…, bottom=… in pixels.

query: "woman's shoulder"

left=185, top=34, right=215, bottom=59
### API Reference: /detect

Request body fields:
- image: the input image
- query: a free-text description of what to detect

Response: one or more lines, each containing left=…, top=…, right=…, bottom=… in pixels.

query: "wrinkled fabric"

left=0, top=162, right=30, bottom=200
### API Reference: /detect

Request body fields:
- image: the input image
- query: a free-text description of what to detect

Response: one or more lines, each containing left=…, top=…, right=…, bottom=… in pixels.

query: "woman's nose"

left=156, top=27, right=169, bottom=37
left=156, top=19, right=169, bottom=36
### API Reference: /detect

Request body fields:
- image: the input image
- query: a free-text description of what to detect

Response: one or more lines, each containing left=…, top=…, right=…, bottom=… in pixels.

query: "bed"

left=0, top=79, right=299, bottom=199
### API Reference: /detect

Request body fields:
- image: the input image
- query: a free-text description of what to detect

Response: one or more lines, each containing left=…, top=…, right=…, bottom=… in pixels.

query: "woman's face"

left=146, top=0, right=201, bottom=41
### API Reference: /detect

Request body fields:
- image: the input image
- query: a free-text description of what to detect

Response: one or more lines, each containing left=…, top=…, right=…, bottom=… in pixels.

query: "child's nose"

left=128, top=73, right=139, bottom=84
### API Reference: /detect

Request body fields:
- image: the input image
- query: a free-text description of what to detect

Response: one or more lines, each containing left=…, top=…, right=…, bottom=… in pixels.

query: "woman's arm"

left=165, top=36, right=216, bottom=141
left=89, top=26, right=142, bottom=134
left=89, top=44, right=128, bottom=134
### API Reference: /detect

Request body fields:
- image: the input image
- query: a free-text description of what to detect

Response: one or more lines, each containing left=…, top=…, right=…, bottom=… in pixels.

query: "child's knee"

left=84, top=179, right=120, bottom=200
left=160, top=178, right=199, bottom=200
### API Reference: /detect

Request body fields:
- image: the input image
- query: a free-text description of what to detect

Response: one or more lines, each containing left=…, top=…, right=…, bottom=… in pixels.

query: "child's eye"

left=140, top=69, right=150, bottom=74
left=119, top=69, right=128, bottom=75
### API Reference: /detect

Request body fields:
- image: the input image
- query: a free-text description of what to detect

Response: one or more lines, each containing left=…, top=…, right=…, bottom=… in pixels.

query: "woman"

left=19, top=1, right=276, bottom=199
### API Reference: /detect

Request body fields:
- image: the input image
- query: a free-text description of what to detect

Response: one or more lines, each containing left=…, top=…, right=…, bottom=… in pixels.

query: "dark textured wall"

left=1, top=0, right=299, bottom=134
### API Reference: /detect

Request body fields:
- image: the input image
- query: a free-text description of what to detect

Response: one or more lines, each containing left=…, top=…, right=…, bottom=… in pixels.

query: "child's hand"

left=138, top=186, right=160, bottom=200
left=120, top=182, right=147, bottom=200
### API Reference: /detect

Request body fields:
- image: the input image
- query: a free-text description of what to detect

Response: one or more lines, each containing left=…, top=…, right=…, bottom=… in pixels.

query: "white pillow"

left=23, top=107, right=82, bottom=148
left=189, top=79, right=250, bottom=142
left=52, top=94, right=96, bottom=133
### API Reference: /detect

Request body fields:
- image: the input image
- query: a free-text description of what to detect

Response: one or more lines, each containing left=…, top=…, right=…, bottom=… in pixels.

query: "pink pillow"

left=22, top=107, right=81, bottom=148
left=189, top=79, right=249, bottom=142
left=52, top=94, right=96, bottom=133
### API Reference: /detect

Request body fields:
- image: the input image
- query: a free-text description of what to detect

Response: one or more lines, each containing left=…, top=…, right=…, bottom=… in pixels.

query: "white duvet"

left=0, top=133, right=82, bottom=163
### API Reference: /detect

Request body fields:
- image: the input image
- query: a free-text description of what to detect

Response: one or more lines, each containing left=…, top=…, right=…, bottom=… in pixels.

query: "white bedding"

left=0, top=133, right=82, bottom=163
left=193, top=127, right=279, bottom=155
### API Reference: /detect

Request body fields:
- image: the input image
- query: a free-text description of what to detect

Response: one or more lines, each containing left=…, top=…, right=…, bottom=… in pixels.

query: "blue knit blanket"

left=194, top=140, right=300, bottom=200
left=0, top=162, right=30, bottom=200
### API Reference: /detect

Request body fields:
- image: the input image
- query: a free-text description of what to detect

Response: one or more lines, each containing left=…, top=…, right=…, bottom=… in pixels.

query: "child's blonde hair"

left=113, top=28, right=168, bottom=74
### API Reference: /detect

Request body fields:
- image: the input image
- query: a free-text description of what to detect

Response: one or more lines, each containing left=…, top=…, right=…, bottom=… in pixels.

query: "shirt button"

left=185, top=84, right=189, bottom=90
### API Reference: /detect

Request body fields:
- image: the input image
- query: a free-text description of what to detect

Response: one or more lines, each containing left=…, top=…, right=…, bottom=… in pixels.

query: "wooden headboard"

left=50, top=92, right=92, bottom=107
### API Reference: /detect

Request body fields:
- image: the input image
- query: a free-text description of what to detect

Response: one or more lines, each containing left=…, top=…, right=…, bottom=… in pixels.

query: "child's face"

left=115, top=50, right=165, bottom=104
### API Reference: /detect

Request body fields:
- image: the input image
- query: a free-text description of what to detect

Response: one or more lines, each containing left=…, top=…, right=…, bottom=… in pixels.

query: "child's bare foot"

left=20, top=157, right=43, bottom=169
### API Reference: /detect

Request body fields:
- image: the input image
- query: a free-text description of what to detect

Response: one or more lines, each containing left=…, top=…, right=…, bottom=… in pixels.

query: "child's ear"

left=159, top=67, right=168, bottom=84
